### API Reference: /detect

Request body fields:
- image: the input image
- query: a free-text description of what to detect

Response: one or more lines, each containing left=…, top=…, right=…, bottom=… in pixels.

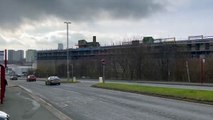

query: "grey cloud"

left=0, top=36, right=7, bottom=45
left=49, top=32, right=87, bottom=46
left=0, top=35, right=24, bottom=48
left=0, top=0, right=168, bottom=29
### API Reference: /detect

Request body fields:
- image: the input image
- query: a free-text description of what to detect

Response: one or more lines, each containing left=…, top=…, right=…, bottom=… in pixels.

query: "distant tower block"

left=58, top=43, right=64, bottom=50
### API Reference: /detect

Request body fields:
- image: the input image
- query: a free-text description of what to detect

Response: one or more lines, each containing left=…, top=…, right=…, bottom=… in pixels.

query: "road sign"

left=101, top=59, right=106, bottom=65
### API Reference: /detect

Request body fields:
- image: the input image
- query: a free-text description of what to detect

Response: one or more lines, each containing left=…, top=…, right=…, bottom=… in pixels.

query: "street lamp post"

left=64, top=21, right=71, bottom=81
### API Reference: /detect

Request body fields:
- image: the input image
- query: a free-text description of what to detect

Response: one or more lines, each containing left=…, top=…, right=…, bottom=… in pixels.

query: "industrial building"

left=37, top=36, right=213, bottom=61
left=36, top=35, right=213, bottom=82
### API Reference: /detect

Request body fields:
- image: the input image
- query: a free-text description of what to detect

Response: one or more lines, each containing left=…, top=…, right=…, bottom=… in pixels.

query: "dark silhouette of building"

left=78, top=36, right=100, bottom=48
left=37, top=36, right=213, bottom=61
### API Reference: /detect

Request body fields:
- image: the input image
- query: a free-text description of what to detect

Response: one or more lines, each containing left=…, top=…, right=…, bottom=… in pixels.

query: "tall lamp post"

left=64, top=21, right=71, bottom=81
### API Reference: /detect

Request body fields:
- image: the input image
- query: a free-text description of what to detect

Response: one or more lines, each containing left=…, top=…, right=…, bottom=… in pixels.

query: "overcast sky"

left=0, top=0, right=213, bottom=51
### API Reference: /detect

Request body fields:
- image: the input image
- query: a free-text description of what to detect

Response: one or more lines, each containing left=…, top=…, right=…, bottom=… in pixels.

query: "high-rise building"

left=8, top=50, right=15, bottom=63
left=0, top=50, right=4, bottom=64
left=58, top=43, right=64, bottom=50
left=26, top=49, right=37, bottom=63
left=8, top=50, right=24, bottom=64
left=14, top=50, right=24, bottom=62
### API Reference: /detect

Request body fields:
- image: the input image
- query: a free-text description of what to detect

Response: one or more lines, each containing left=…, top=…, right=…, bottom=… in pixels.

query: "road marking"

left=19, top=86, right=32, bottom=93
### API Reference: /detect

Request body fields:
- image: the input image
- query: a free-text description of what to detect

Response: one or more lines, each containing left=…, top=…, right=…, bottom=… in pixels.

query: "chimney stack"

left=93, top=36, right=96, bottom=43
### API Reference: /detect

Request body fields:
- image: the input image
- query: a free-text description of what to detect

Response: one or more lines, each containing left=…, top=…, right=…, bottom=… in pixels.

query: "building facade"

left=37, top=37, right=213, bottom=61
left=36, top=36, right=213, bottom=82
left=0, top=50, right=4, bottom=64
left=8, top=50, right=14, bottom=63
left=8, top=50, right=24, bottom=64
left=26, top=49, right=37, bottom=63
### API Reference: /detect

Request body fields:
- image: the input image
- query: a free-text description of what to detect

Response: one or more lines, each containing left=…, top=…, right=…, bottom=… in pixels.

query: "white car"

left=45, top=76, right=61, bottom=85
left=0, top=111, right=9, bottom=120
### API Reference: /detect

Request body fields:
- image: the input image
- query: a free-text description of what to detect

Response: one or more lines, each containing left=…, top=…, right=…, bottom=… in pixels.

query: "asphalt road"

left=9, top=79, right=213, bottom=120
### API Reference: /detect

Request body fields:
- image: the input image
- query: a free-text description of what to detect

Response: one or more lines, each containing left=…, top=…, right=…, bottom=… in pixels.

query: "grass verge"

left=92, top=83, right=213, bottom=104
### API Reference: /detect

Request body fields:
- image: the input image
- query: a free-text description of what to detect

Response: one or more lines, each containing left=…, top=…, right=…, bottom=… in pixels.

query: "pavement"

left=0, top=85, right=62, bottom=120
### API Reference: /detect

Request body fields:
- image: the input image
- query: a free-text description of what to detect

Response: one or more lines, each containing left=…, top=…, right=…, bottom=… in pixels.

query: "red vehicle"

left=27, top=75, right=36, bottom=82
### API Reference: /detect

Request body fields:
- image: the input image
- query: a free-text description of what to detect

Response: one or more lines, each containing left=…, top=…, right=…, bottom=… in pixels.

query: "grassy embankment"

left=92, top=83, right=213, bottom=104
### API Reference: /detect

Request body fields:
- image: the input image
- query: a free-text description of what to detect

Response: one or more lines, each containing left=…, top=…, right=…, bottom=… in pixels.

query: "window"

left=195, top=44, right=200, bottom=50
left=187, top=44, right=192, bottom=50
left=205, top=43, right=210, bottom=50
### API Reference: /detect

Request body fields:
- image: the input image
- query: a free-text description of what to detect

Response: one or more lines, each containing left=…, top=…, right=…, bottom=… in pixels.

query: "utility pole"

left=4, top=49, right=7, bottom=68
left=64, top=21, right=71, bottom=81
